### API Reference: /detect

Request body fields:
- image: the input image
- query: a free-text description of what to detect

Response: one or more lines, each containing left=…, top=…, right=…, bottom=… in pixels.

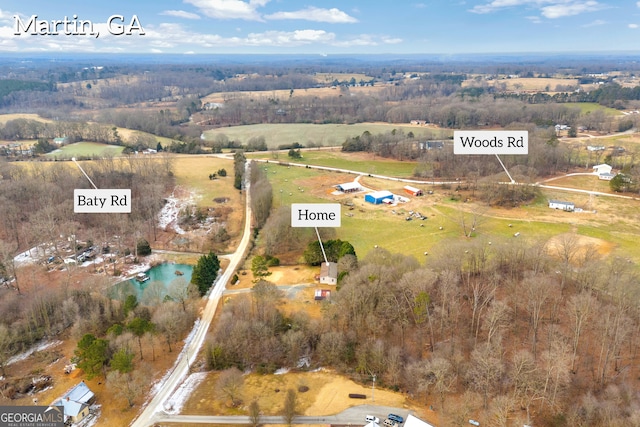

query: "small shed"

left=593, top=164, right=612, bottom=175
left=336, top=182, right=362, bottom=193
left=365, top=191, right=394, bottom=204
left=53, top=137, right=69, bottom=145
left=314, top=289, right=331, bottom=300
left=52, top=381, right=95, bottom=425
left=549, top=200, right=575, bottom=211
left=404, top=185, right=423, bottom=196
left=319, top=262, right=338, bottom=285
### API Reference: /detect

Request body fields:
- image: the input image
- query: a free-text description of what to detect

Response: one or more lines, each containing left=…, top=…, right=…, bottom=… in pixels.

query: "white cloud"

left=470, top=0, right=604, bottom=18
left=382, top=36, right=403, bottom=44
left=541, top=1, right=602, bottom=18
left=183, top=0, right=267, bottom=21
left=526, top=15, right=542, bottom=23
left=637, top=1, right=640, bottom=7
left=245, top=29, right=335, bottom=46
left=470, top=0, right=552, bottom=15
left=265, top=7, right=357, bottom=23
left=581, top=19, right=606, bottom=27
left=160, top=10, right=201, bottom=20
left=629, top=23, right=639, bottom=28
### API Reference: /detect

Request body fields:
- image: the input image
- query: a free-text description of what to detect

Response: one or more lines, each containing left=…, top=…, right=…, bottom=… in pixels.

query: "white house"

left=593, top=164, right=612, bottom=175
left=549, top=200, right=575, bottom=211
left=319, top=262, right=338, bottom=285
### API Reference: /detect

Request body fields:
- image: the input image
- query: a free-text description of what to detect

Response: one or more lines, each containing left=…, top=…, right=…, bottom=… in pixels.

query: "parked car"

left=366, top=415, right=380, bottom=424
left=388, top=414, right=404, bottom=424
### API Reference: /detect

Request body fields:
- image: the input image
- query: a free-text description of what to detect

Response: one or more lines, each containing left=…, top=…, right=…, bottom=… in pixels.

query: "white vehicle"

left=366, top=415, right=380, bottom=424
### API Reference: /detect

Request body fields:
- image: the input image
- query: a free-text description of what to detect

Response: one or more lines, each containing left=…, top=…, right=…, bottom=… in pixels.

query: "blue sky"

left=1, top=0, right=639, bottom=54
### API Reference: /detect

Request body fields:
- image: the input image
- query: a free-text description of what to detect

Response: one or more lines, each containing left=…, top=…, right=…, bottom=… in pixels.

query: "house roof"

left=320, top=262, right=338, bottom=279
left=404, top=414, right=436, bottom=427
left=404, top=185, right=421, bottom=193
left=366, top=190, right=393, bottom=199
left=549, top=200, right=574, bottom=205
left=52, top=382, right=94, bottom=418
left=337, top=182, right=361, bottom=191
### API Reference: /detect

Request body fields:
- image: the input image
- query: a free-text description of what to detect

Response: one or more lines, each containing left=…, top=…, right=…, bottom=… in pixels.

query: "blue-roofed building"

left=51, top=381, right=95, bottom=425
left=365, top=190, right=394, bottom=204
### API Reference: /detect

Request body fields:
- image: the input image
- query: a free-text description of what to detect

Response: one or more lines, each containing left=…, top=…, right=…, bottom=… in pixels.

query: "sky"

left=0, top=0, right=639, bottom=55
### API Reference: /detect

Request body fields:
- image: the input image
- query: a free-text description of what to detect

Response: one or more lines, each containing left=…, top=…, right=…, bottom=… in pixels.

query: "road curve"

left=129, top=161, right=254, bottom=427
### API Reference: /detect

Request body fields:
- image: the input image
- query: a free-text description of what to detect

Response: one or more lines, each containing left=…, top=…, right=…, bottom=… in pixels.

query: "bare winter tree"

left=282, top=388, right=298, bottom=427
left=567, top=290, right=597, bottom=373
left=216, top=367, right=244, bottom=407
left=523, top=274, right=553, bottom=359
left=467, top=342, right=505, bottom=409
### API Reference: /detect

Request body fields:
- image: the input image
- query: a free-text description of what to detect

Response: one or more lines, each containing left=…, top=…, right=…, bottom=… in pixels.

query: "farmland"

left=44, top=141, right=126, bottom=159
left=254, top=158, right=640, bottom=264
left=203, top=122, right=450, bottom=149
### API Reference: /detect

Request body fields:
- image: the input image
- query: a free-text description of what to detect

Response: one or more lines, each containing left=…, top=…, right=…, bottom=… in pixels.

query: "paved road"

left=153, top=404, right=412, bottom=426
left=130, top=161, right=254, bottom=427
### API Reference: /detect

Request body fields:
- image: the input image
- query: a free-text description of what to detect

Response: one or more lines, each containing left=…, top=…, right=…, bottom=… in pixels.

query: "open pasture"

left=558, top=102, right=622, bottom=115
left=44, top=141, right=125, bottom=159
left=260, top=158, right=640, bottom=264
left=0, top=113, right=54, bottom=124
left=204, top=122, right=450, bottom=149
left=463, top=76, right=579, bottom=92
left=201, top=83, right=387, bottom=104
left=313, top=72, right=373, bottom=83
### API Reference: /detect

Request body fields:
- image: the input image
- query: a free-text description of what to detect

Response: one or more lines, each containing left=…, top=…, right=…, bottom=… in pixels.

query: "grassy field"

left=201, top=84, right=388, bottom=104
left=203, top=123, right=451, bottom=149
left=313, top=72, right=373, bottom=83
left=44, top=142, right=126, bottom=159
left=0, top=113, right=53, bottom=124
left=558, top=102, right=622, bottom=115
left=172, top=156, right=238, bottom=206
left=253, top=150, right=419, bottom=177
left=258, top=157, right=640, bottom=265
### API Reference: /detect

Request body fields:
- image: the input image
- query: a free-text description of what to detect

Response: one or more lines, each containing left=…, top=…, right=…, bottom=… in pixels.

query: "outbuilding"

left=549, top=200, right=575, bottom=211
left=404, top=185, right=423, bottom=196
left=365, top=190, right=394, bottom=204
left=336, top=182, right=362, bottom=193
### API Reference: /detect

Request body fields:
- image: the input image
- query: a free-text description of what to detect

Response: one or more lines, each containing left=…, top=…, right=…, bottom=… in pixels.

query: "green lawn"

left=203, top=123, right=451, bottom=149
left=45, top=142, right=125, bottom=159
left=559, top=102, right=622, bottom=115
left=253, top=150, right=418, bottom=178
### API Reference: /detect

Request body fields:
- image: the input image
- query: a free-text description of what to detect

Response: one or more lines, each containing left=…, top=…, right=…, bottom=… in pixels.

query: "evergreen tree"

left=73, top=334, right=109, bottom=379
left=233, top=150, right=246, bottom=190
left=137, top=239, right=152, bottom=256
left=191, top=251, right=221, bottom=295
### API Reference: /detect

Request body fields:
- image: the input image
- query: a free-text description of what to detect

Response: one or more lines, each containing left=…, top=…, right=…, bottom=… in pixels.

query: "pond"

left=109, top=263, right=193, bottom=305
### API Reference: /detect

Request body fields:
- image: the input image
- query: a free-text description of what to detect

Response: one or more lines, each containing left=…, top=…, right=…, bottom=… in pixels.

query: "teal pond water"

left=110, top=263, right=193, bottom=304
